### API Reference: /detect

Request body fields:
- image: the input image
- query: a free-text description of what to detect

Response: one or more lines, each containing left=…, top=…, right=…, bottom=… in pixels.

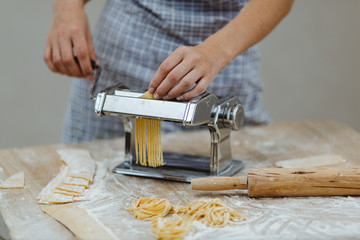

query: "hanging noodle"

left=134, top=92, right=164, bottom=167
left=127, top=198, right=171, bottom=221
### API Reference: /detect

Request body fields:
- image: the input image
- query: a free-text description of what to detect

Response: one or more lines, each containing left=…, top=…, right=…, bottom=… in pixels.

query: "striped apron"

left=63, top=0, right=270, bottom=143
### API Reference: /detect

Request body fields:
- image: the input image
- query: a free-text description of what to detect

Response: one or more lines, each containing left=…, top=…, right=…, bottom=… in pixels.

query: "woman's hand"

left=148, top=45, right=228, bottom=101
left=43, top=0, right=96, bottom=81
left=148, top=0, right=293, bottom=101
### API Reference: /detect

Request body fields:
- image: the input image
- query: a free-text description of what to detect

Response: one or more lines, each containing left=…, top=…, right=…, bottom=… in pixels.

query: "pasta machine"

left=92, top=83, right=245, bottom=182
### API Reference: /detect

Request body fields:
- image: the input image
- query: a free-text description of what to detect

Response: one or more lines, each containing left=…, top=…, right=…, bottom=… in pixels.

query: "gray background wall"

left=0, top=1, right=359, bottom=149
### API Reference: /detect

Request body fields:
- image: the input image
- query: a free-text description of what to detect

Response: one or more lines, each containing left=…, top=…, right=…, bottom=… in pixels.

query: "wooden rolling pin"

left=191, top=168, right=360, bottom=197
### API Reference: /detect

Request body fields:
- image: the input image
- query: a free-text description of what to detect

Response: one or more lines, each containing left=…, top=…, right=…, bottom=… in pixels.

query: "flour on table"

left=0, top=166, right=4, bottom=182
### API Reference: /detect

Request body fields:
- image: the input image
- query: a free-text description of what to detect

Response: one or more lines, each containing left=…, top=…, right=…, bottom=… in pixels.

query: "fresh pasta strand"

left=134, top=92, right=164, bottom=167
left=127, top=197, right=171, bottom=221
left=151, top=215, right=194, bottom=240
left=173, top=198, right=246, bottom=227
left=135, top=117, right=147, bottom=166
left=135, top=117, right=163, bottom=167
left=128, top=197, right=246, bottom=239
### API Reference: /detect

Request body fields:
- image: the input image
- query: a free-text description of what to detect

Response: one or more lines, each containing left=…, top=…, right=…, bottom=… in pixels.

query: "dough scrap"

left=43, top=204, right=118, bottom=240
left=0, top=172, right=25, bottom=189
left=55, top=183, right=85, bottom=195
left=38, top=193, right=73, bottom=205
left=62, top=176, right=89, bottom=188
left=53, top=189, right=84, bottom=197
left=275, top=154, right=346, bottom=168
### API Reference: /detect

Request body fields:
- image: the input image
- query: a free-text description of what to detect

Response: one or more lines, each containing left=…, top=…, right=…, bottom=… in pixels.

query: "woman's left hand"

left=148, top=45, right=226, bottom=101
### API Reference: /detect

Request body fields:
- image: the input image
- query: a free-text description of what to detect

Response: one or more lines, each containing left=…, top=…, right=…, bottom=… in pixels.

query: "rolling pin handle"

left=191, top=176, right=248, bottom=191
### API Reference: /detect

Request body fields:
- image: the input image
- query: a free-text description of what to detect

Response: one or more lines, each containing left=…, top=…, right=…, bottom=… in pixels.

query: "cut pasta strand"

left=127, top=197, right=171, bottom=220
left=134, top=92, right=164, bottom=167
left=151, top=215, right=193, bottom=240
left=127, top=197, right=246, bottom=239
left=173, top=198, right=246, bottom=227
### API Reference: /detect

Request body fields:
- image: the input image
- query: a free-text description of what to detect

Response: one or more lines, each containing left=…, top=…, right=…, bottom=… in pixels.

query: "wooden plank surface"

left=1, top=120, right=360, bottom=239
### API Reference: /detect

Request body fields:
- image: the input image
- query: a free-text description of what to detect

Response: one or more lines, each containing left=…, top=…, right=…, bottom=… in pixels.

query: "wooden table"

left=1, top=120, right=360, bottom=240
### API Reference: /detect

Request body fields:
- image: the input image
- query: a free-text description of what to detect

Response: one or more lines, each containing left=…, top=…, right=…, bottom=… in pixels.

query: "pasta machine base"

left=113, top=152, right=244, bottom=182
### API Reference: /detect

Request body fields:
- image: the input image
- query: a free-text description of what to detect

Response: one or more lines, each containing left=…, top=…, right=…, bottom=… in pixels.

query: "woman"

left=44, top=0, right=293, bottom=143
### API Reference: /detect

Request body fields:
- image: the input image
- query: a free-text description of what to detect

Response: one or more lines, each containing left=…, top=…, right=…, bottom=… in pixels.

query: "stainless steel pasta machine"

left=91, top=82, right=245, bottom=182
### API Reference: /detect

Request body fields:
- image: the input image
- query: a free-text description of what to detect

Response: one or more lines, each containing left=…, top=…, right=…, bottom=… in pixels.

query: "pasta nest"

left=174, top=198, right=246, bottom=227
left=127, top=197, right=171, bottom=220
left=151, top=215, right=194, bottom=240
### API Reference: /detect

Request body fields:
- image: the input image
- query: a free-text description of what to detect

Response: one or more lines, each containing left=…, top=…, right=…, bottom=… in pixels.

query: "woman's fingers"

left=52, top=40, right=70, bottom=76
left=43, top=1, right=96, bottom=80
left=60, top=37, right=82, bottom=78
left=154, top=61, right=193, bottom=99
left=164, top=69, right=202, bottom=100
left=148, top=45, right=220, bottom=100
left=72, top=30, right=94, bottom=81
left=177, top=78, right=209, bottom=101
left=43, top=43, right=59, bottom=74
left=148, top=47, right=184, bottom=94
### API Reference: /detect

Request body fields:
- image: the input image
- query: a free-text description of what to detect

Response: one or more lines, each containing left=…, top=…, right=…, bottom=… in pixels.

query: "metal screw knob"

left=222, top=103, right=244, bottom=131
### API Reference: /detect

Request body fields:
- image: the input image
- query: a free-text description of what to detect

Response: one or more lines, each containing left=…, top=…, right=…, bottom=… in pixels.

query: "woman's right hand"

left=43, top=0, right=96, bottom=81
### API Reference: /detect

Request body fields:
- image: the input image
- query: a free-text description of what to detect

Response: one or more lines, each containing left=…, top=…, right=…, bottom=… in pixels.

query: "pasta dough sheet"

left=0, top=172, right=25, bottom=189
left=37, top=148, right=96, bottom=204
left=274, top=154, right=346, bottom=168
left=37, top=164, right=73, bottom=205
left=56, top=149, right=96, bottom=182
left=43, top=204, right=118, bottom=240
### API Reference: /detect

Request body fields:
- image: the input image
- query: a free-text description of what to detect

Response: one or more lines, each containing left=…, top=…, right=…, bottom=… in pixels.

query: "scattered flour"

left=0, top=166, right=3, bottom=183
left=72, top=149, right=360, bottom=240
left=3, top=124, right=360, bottom=240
